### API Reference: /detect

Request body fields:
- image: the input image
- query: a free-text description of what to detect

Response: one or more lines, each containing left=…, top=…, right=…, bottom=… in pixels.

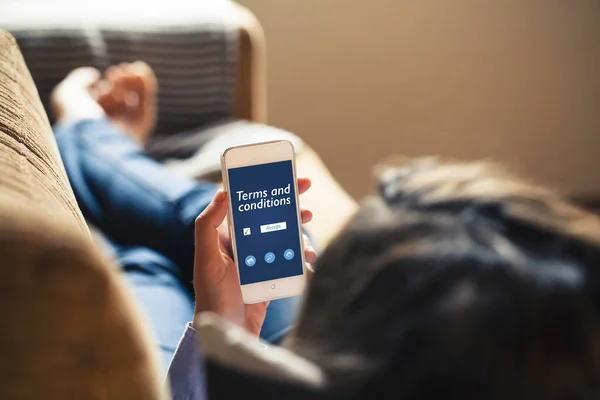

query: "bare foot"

left=95, top=62, right=158, bottom=145
left=50, top=67, right=104, bottom=124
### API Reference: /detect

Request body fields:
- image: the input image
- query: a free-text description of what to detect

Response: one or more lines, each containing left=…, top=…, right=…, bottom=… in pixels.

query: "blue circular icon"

left=245, top=255, right=256, bottom=267
left=284, top=249, right=295, bottom=260
left=264, top=252, right=276, bottom=264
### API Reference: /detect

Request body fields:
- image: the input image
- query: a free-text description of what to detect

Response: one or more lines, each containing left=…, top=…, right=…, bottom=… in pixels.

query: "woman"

left=185, top=157, right=600, bottom=399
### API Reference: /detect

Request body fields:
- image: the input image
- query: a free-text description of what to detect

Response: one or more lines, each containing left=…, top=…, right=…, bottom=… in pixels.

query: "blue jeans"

left=54, top=118, right=299, bottom=369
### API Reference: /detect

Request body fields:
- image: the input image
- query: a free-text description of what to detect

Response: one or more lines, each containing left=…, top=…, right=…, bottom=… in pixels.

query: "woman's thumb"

left=195, top=190, right=228, bottom=260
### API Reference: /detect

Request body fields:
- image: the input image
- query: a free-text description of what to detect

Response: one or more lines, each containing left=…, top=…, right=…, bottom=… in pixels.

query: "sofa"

left=0, top=3, right=355, bottom=397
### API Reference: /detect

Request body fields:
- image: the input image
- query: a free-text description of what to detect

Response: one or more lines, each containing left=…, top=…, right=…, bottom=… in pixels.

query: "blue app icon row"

left=245, top=249, right=295, bottom=267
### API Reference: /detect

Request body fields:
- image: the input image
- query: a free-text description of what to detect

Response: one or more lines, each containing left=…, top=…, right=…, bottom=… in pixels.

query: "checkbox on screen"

left=243, top=227, right=252, bottom=236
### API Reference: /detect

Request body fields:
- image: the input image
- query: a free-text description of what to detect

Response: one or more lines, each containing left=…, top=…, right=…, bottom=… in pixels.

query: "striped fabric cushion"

left=1, top=0, right=237, bottom=136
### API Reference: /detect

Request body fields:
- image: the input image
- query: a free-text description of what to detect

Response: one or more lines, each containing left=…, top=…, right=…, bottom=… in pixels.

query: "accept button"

left=260, top=221, right=287, bottom=234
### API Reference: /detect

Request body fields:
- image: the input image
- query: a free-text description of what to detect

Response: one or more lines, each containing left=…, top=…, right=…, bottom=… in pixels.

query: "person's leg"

left=117, top=246, right=194, bottom=371
left=52, top=65, right=217, bottom=278
left=55, top=118, right=216, bottom=279
left=51, top=64, right=299, bottom=347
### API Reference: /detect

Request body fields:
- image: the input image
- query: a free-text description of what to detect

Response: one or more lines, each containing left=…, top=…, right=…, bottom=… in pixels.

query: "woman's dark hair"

left=289, top=158, right=600, bottom=399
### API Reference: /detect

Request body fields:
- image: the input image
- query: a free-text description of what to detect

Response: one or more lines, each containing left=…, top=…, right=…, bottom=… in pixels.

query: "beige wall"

left=239, top=0, right=600, bottom=199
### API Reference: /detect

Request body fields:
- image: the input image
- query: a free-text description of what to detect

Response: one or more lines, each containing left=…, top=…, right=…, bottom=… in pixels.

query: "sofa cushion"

left=0, top=30, right=87, bottom=232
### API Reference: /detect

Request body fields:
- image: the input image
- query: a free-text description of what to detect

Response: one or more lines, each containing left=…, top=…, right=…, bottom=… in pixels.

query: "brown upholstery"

left=0, top=31, right=167, bottom=399
left=0, top=32, right=86, bottom=233
left=233, top=2, right=267, bottom=123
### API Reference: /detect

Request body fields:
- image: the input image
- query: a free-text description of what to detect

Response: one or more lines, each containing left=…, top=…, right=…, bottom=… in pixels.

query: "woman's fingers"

left=195, top=190, right=228, bottom=268
left=300, top=208, right=313, bottom=224
left=297, top=177, right=311, bottom=195
left=299, top=178, right=315, bottom=256
left=303, top=234, right=318, bottom=263
left=304, top=247, right=318, bottom=264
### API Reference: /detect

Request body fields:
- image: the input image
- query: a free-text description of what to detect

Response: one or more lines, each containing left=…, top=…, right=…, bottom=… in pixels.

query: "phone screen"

left=227, top=160, right=304, bottom=285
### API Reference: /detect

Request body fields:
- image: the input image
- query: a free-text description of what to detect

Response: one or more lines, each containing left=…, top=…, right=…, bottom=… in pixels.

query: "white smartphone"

left=221, top=140, right=307, bottom=304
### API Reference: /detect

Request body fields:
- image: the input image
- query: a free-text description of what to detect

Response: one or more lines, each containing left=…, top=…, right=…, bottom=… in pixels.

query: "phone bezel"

left=221, top=140, right=307, bottom=304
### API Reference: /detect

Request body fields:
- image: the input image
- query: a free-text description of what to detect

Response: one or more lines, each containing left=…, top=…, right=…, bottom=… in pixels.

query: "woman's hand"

left=193, top=178, right=316, bottom=337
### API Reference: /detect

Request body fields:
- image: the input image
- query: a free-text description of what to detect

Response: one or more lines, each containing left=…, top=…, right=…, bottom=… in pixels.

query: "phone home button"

left=270, top=284, right=276, bottom=290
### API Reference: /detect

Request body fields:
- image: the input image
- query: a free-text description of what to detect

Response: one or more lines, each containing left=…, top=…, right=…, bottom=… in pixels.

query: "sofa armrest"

left=0, top=199, right=168, bottom=400
left=0, top=30, right=88, bottom=233
left=233, top=2, right=267, bottom=123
